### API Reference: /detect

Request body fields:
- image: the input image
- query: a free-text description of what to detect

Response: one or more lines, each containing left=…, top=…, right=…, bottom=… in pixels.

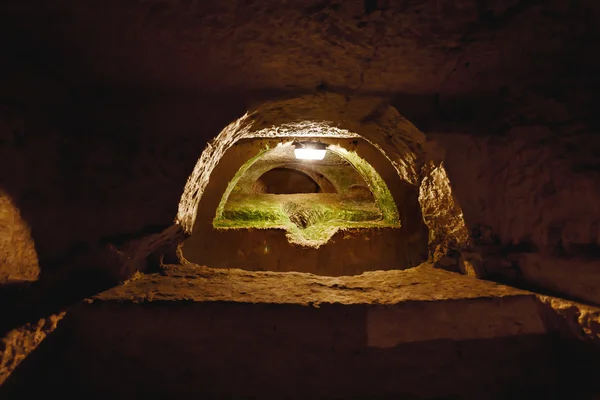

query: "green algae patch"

left=328, top=145, right=400, bottom=226
left=213, top=143, right=400, bottom=247
left=215, top=193, right=394, bottom=247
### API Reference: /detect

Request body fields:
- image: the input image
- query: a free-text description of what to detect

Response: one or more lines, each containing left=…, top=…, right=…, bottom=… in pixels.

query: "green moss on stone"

left=213, top=143, right=401, bottom=248
left=216, top=193, right=392, bottom=246
left=329, top=146, right=400, bottom=226
left=214, top=147, right=271, bottom=219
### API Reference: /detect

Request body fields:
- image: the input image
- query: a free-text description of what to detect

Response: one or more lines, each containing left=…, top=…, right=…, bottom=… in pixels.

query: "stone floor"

left=101, top=261, right=532, bottom=304
left=1, top=262, right=600, bottom=399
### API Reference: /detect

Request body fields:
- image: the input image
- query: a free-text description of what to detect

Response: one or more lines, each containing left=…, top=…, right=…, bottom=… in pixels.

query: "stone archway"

left=176, top=93, right=470, bottom=260
left=255, top=168, right=326, bottom=194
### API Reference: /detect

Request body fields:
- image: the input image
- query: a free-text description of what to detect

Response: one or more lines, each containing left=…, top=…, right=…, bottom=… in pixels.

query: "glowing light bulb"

left=294, top=147, right=326, bottom=160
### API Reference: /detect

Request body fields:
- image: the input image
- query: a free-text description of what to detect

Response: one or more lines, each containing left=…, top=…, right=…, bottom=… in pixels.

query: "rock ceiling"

left=1, top=0, right=598, bottom=98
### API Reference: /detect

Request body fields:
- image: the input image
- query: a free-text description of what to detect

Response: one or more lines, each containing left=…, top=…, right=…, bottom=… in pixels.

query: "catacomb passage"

left=2, top=90, right=600, bottom=400
left=177, top=95, right=469, bottom=276
left=182, top=135, right=430, bottom=275
left=2, top=0, right=600, bottom=398
left=215, top=142, right=399, bottom=240
left=255, top=168, right=326, bottom=194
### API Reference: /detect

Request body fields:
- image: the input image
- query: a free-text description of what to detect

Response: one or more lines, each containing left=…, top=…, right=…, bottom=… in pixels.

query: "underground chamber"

left=2, top=0, right=600, bottom=394
left=182, top=136, right=429, bottom=276
left=2, top=97, right=599, bottom=400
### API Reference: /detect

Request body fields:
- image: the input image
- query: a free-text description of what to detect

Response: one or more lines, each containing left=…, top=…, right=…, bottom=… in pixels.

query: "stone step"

left=1, top=264, right=598, bottom=399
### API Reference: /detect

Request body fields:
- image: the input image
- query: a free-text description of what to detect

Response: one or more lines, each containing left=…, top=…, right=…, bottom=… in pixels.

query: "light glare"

left=294, top=148, right=326, bottom=160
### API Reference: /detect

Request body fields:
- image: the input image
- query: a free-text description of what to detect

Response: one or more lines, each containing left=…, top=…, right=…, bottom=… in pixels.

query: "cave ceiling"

left=1, top=0, right=599, bottom=132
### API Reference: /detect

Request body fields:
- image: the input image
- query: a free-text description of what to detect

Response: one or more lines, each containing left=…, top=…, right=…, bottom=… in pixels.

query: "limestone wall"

left=430, top=128, right=600, bottom=304
left=0, top=86, right=598, bottom=302
left=183, top=137, right=429, bottom=275
left=0, top=96, right=240, bottom=278
left=432, top=129, right=600, bottom=253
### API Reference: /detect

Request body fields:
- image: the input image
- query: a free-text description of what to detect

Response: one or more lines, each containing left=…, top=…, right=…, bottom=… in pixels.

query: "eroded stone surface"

left=183, top=136, right=429, bottom=275
left=432, top=130, right=600, bottom=254
left=0, top=300, right=558, bottom=399
left=0, top=312, right=64, bottom=385
left=0, top=115, right=40, bottom=282
left=3, top=265, right=598, bottom=398
left=96, top=262, right=532, bottom=305
left=537, top=295, right=600, bottom=346
left=176, top=95, right=429, bottom=233
left=517, top=254, right=600, bottom=306
left=419, top=160, right=471, bottom=256
left=0, top=0, right=598, bottom=333
left=2, top=0, right=598, bottom=97
left=0, top=192, right=39, bottom=282
left=428, top=129, right=600, bottom=303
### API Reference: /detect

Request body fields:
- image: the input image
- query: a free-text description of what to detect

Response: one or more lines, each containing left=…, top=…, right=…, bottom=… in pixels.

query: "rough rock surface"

left=0, top=192, right=39, bottom=282
left=99, top=262, right=532, bottom=305
left=0, top=293, right=557, bottom=399
left=419, top=160, right=471, bottom=257
left=0, top=312, right=64, bottom=385
left=516, top=254, right=600, bottom=306
left=183, top=136, right=429, bottom=275
left=0, top=107, right=196, bottom=276
left=2, top=0, right=598, bottom=97
left=98, top=262, right=600, bottom=349
left=176, top=94, right=429, bottom=233
left=433, top=130, right=600, bottom=253
left=234, top=145, right=366, bottom=195
left=0, top=0, right=598, bottom=334
left=537, top=295, right=600, bottom=347
left=0, top=113, right=40, bottom=282
left=94, top=262, right=600, bottom=350
left=2, top=263, right=599, bottom=399
left=429, top=128, right=600, bottom=302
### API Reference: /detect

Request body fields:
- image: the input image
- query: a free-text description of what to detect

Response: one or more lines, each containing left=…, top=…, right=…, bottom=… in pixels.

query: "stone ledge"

left=4, top=263, right=599, bottom=398
left=93, top=262, right=533, bottom=305
left=0, top=295, right=556, bottom=399
left=536, top=294, right=600, bottom=346
left=90, top=262, right=547, bottom=346
left=0, top=312, right=64, bottom=386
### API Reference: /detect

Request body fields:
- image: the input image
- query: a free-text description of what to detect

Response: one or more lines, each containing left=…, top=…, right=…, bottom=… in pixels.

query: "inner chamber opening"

left=255, top=168, right=329, bottom=194
left=181, top=137, right=429, bottom=276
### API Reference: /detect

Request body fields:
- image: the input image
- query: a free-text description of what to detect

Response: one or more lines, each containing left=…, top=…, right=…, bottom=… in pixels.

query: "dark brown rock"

left=0, top=0, right=599, bottom=394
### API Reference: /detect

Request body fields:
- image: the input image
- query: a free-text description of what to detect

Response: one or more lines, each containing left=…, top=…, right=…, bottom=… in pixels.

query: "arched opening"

left=210, top=140, right=400, bottom=249
left=147, top=93, right=472, bottom=278
left=181, top=133, right=426, bottom=275
left=176, top=96, right=470, bottom=260
left=256, top=168, right=325, bottom=194
left=72, top=94, right=469, bottom=279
